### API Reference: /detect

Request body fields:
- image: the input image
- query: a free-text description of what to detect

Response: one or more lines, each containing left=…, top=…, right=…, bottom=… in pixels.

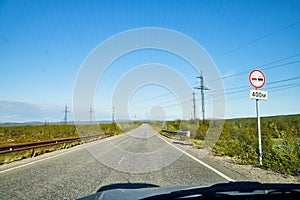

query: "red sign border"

left=249, top=69, right=266, bottom=89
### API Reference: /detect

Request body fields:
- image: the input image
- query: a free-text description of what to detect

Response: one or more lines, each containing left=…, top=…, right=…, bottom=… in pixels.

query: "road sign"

left=250, top=90, right=268, bottom=100
left=249, top=69, right=267, bottom=166
left=249, top=69, right=266, bottom=88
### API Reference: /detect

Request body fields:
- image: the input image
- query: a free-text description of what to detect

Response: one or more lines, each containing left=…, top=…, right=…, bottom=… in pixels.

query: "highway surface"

left=0, top=124, right=249, bottom=199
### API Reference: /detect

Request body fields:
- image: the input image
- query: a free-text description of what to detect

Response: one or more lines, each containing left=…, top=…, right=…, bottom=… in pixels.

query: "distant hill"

left=0, top=120, right=145, bottom=127
left=1, top=113, right=298, bottom=127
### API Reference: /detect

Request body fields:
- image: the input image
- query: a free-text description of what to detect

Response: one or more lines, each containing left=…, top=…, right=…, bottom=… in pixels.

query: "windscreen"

left=0, top=1, right=299, bottom=199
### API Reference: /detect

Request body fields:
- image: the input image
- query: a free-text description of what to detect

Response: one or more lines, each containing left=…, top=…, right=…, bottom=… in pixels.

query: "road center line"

left=118, top=156, right=125, bottom=164
left=158, top=134, right=235, bottom=182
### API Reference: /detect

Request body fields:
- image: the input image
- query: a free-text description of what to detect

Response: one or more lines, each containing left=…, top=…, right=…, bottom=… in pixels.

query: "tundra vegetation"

left=1, top=116, right=299, bottom=176
left=0, top=122, right=141, bottom=163
left=156, top=114, right=300, bottom=176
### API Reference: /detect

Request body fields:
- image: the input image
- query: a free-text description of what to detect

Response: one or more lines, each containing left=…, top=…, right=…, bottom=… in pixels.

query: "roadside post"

left=249, top=69, right=267, bottom=165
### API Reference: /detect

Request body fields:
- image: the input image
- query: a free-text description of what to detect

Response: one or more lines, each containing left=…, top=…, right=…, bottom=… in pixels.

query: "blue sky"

left=0, top=0, right=300, bottom=122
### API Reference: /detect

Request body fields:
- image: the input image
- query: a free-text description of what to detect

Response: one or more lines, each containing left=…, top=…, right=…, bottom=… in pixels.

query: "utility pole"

left=89, top=107, right=94, bottom=124
left=112, top=107, right=115, bottom=124
left=195, top=71, right=209, bottom=121
left=192, top=92, right=196, bottom=120
left=63, top=105, right=70, bottom=124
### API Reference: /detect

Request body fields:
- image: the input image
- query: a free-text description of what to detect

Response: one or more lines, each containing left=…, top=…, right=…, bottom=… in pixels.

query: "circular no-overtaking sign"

left=249, top=69, right=266, bottom=88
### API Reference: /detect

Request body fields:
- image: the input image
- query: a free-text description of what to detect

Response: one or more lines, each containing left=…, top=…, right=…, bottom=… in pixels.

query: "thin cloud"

left=0, top=99, right=66, bottom=123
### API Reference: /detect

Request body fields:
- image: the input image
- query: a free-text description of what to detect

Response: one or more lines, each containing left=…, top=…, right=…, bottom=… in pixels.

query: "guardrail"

left=0, top=132, right=114, bottom=155
left=162, top=129, right=190, bottom=137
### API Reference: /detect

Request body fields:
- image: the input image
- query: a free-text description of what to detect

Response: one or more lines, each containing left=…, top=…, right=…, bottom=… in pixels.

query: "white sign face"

left=250, top=90, right=268, bottom=100
left=249, top=69, right=266, bottom=88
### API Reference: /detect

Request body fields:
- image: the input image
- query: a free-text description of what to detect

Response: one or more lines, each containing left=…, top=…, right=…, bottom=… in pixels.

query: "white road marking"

left=158, top=134, right=235, bottom=182
left=0, top=127, right=234, bottom=183
left=0, top=134, right=125, bottom=174
left=118, top=156, right=125, bottom=164
left=0, top=146, right=84, bottom=174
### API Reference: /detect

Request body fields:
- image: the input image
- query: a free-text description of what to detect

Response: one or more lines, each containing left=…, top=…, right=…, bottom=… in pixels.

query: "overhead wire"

left=111, top=72, right=300, bottom=119
left=124, top=52, right=300, bottom=107
left=131, top=75, right=300, bottom=112
left=197, top=76, right=300, bottom=104
left=112, top=25, right=300, bottom=117
left=216, top=20, right=300, bottom=58
left=208, top=53, right=300, bottom=82
left=130, top=83, right=198, bottom=105
left=107, top=20, right=300, bottom=119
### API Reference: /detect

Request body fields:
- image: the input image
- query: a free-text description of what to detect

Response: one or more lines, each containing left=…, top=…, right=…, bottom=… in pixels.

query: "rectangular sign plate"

left=250, top=90, right=268, bottom=100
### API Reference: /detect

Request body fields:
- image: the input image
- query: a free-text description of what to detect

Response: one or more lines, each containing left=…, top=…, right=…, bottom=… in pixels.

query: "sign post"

left=249, top=69, right=267, bottom=166
left=256, top=98, right=262, bottom=165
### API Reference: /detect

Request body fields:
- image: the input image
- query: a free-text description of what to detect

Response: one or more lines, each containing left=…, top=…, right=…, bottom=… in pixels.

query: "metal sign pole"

left=256, top=98, right=262, bottom=165
left=249, top=69, right=266, bottom=165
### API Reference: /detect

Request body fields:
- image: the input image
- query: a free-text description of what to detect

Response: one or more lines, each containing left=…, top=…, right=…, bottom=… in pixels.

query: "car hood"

left=78, top=185, right=194, bottom=200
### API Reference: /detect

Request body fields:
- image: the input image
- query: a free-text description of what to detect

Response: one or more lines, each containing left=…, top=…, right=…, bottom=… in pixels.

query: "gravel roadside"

left=162, top=134, right=299, bottom=184
left=2, top=132, right=299, bottom=185
left=205, top=154, right=299, bottom=183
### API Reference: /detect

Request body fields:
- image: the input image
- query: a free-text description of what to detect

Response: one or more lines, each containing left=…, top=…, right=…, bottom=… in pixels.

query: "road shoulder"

left=159, top=134, right=299, bottom=183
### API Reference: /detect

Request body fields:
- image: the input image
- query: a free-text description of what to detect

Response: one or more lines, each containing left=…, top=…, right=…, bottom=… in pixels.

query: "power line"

left=124, top=54, right=300, bottom=108
left=126, top=80, right=300, bottom=118
left=151, top=100, right=191, bottom=110
left=260, top=53, right=300, bottom=68
left=130, top=84, right=197, bottom=105
left=216, top=81, right=300, bottom=103
left=195, top=71, right=209, bottom=121
left=209, top=53, right=300, bottom=82
left=222, top=57, right=300, bottom=80
left=269, top=84, right=300, bottom=92
left=113, top=60, right=300, bottom=118
left=129, top=94, right=192, bottom=113
left=262, top=59, right=300, bottom=71
left=210, top=75, right=300, bottom=97
left=89, top=107, right=94, bottom=124
left=63, top=105, right=70, bottom=124
left=266, top=76, right=300, bottom=85
left=266, top=83, right=299, bottom=90
left=128, top=76, right=300, bottom=114
left=205, top=83, right=300, bottom=104
left=217, top=20, right=300, bottom=58
left=136, top=74, right=300, bottom=119
left=192, top=92, right=196, bottom=120
left=200, top=76, right=300, bottom=104
left=133, top=75, right=300, bottom=113
left=112, top=107, right=115, bottom=123
left=227, top=83, right=300, bottom=102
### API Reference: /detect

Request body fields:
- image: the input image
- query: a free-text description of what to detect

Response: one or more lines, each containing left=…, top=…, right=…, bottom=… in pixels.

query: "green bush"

left=160, top=115, right=300, bottom=176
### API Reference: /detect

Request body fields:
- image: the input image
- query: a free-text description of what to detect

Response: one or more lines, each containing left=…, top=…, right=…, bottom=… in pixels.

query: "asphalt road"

left=0, top=124, right=249, bottom=199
